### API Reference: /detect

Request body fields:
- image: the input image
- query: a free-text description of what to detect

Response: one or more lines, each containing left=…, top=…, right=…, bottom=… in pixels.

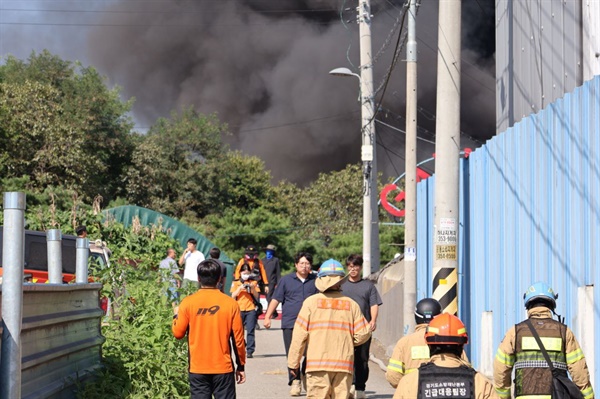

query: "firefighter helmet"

left=315, top=259, right=348, bottom=292
left=415, top=298, right=442, bottom=325
left=317, top=259, right=346, bottom=277
left=523, top=281, right=558, bottom=309
left=425, top=313, right=468, bottom=345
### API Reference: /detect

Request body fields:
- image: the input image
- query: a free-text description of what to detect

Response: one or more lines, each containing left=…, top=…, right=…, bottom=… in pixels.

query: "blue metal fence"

left=415, top=75, right=599, bottom=387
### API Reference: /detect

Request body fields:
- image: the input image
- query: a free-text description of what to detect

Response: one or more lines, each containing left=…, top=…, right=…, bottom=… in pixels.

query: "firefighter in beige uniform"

left=287, top=259, right=371, bottom=399
left=493, top=281, right=594, bottom=399
left=395, top=313, right=497, bottom=399
left=387, top=298, right=470, bottom=388
left=386, top=298, right=442, bottom=387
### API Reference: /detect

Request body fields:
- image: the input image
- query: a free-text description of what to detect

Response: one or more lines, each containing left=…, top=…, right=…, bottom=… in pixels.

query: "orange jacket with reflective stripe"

left=287, top=290, right=371, bottom=374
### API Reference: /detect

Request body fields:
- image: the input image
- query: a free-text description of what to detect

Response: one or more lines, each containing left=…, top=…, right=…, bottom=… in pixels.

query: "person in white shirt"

left=178, top=238, right=205, bottom=288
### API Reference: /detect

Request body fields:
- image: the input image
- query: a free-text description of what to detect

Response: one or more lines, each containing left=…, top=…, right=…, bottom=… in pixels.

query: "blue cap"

left=317, top=259, right=345, bottom=278
left=523, top=281, right=558, bottom=308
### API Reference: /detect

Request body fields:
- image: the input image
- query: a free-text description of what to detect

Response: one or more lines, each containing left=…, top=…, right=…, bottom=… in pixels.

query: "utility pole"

left=358, top=0, right=379, bottom=277
left=432, top=0, right=461, bottom=315
left=403, top=0, right=418, bottom=333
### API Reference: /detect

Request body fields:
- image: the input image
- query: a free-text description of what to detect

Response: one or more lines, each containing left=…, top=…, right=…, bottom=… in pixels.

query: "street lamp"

left=329, top=66, right=379, bottom=278
left=329, top=67, right=360, bottom=79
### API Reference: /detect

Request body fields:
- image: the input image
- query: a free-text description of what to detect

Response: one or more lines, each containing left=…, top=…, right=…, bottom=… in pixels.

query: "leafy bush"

left=77, top=273, right=190, bottom=398
left=73, top=216, right=191, bottom=398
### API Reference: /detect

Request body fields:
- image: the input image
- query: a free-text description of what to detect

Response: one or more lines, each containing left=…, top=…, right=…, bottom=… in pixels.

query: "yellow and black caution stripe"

left=432, top=267, right=458, bottom=315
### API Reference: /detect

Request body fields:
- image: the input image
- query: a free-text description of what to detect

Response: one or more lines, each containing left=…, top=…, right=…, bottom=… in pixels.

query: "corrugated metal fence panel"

left=465, top=75, right=600, bottom=387
left=414, top=75, right=599, bottom=387
left=495, top=0, right=585, bottom=133
left=0, top=283, right=105, bottom=399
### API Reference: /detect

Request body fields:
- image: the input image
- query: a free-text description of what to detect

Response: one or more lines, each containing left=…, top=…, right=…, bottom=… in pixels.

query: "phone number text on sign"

left=435, top=245, right=456, bottom=260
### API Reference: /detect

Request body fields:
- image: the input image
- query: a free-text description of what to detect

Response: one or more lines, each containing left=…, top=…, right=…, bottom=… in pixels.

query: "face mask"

left=266, top=250, right=274, bottom=260
left=241, top=274, right=250, bottom=281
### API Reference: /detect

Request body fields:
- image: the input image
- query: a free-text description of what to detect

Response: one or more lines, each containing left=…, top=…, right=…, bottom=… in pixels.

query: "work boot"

left=290, top=380, right=302, bottom=396
left=355, top=390, right=367, bottom=399
left=349, top=385, right=356, bottom=398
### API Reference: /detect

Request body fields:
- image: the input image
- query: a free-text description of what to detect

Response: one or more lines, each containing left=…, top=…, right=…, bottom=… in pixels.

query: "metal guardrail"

left=1, top=191, right=105, bottom=399
left=1, top=283, right=105, bottom=399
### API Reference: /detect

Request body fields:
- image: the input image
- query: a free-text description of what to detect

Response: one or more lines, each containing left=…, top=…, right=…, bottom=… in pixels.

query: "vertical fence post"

left=0, top=192, right=26, bottom=399
left=76, top=237, right=89, bottom=283
left=47, top=229, right=63, bottom=284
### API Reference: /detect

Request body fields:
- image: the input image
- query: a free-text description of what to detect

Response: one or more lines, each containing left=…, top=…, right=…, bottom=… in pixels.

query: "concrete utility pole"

left=358, top=0, right=380, bottom=277
left=403, top=0, right=418, bottom=333
left=432, top=0, right=461, bottom=315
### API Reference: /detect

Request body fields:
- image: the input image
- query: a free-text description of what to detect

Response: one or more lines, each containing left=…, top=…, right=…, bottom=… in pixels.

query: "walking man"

left=287, top=259, right=371, bottom=398
left=234, top=245, right=269, bottom=294
left=394, top=313, right=496, bottom=399
left=342, top=254, right=382, bottom=399
left=209, top=247, right=228, bottom=292
left=159, top=248, right=180, bottom=303
left=262, top=244, right=281, bottom=314
left=263, top=251, right=319, bottom=396
left=386, top=298, right=443, bottom=387
left=494, top=281, right=594, bottom=399
left=179, top=238, right=205, bottom=288
left=172, top=259, right=246, bottom=398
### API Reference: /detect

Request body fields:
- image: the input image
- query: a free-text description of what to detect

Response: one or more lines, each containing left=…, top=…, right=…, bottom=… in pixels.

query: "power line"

left=234, top=111, right=359, bottom=133
left=0, top=7, right=339, bottom=15
left=131, top=111, right=359, bottom=133
left=0, top=20, right=334, bottom=28
left=375, top=119, right=436, bottom=144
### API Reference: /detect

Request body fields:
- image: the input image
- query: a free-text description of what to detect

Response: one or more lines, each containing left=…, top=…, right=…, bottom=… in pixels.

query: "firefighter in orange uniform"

left=287, top=259, right=371, bottom=398
left=234, top=245, right=269, bottom=294
left=394, top=313, right=497, bottom=399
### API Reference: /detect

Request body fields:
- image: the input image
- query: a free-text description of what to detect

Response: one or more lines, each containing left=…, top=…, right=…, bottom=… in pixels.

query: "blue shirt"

left=272, top=272, right=318, bottom=329
left=159, top=256, right=178, bottom=285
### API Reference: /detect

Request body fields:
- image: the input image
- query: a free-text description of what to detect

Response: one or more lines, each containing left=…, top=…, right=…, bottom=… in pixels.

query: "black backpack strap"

left=524, top=319, right=555, bottom=372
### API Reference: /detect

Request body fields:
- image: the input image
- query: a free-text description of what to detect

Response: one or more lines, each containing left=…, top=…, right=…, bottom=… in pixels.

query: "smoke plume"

left=85, top=0, right=496, bottom=184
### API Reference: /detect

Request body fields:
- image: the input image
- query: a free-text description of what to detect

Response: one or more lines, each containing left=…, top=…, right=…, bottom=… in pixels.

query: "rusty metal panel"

left=1, top=283, right=104, bottom=398
left=415, top=76, right=599, bottom=388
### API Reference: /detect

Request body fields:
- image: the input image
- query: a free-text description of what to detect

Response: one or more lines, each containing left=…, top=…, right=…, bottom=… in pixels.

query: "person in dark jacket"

left=261, top=244, right=281, bottom=316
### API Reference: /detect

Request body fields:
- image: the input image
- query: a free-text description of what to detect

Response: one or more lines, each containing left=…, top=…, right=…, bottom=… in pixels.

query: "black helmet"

left=415, top=298, right=442, bottom=325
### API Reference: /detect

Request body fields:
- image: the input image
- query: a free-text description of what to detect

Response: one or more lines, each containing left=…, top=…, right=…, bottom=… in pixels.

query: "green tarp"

left=104, top=205, right=235, bottom=289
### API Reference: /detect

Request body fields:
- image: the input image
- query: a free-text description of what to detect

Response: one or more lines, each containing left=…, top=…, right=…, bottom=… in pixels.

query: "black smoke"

left=86, top=0, right=496, bottom=184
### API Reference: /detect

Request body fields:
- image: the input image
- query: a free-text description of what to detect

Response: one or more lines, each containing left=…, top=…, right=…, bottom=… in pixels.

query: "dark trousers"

left=353, top=337, right=372, bottom=391
left=189, top=372, right=236, bottom=399
left=241, top=310, right=257, bottom=354
left=266, top=282, right=277, bottom=304
left=283, top=328, right=306, bottom=383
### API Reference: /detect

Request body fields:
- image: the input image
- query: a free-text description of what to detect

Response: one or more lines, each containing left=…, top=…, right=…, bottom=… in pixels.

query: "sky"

left=0, top=0, right=496, bottom=185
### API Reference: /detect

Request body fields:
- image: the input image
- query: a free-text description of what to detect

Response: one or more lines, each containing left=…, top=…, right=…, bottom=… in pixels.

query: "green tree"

left=218, top=151, right=277, bottom=211
left=203, top=206, right=300, bottom=270
left=0, top=51, right=134, bottom=201
left=125, top=109, right=280, bottom=223
left=124, top=108, right=229, bottom=220
left=281, top=163, right=363, bottom=239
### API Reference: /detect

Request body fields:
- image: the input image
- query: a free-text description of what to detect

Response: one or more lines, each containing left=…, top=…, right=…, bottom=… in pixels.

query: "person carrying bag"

left=524, top=319, right=583, bottom=399
left=231, top=263, right=262, bottom=358
left=493, top=282, right=594, bottom=399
